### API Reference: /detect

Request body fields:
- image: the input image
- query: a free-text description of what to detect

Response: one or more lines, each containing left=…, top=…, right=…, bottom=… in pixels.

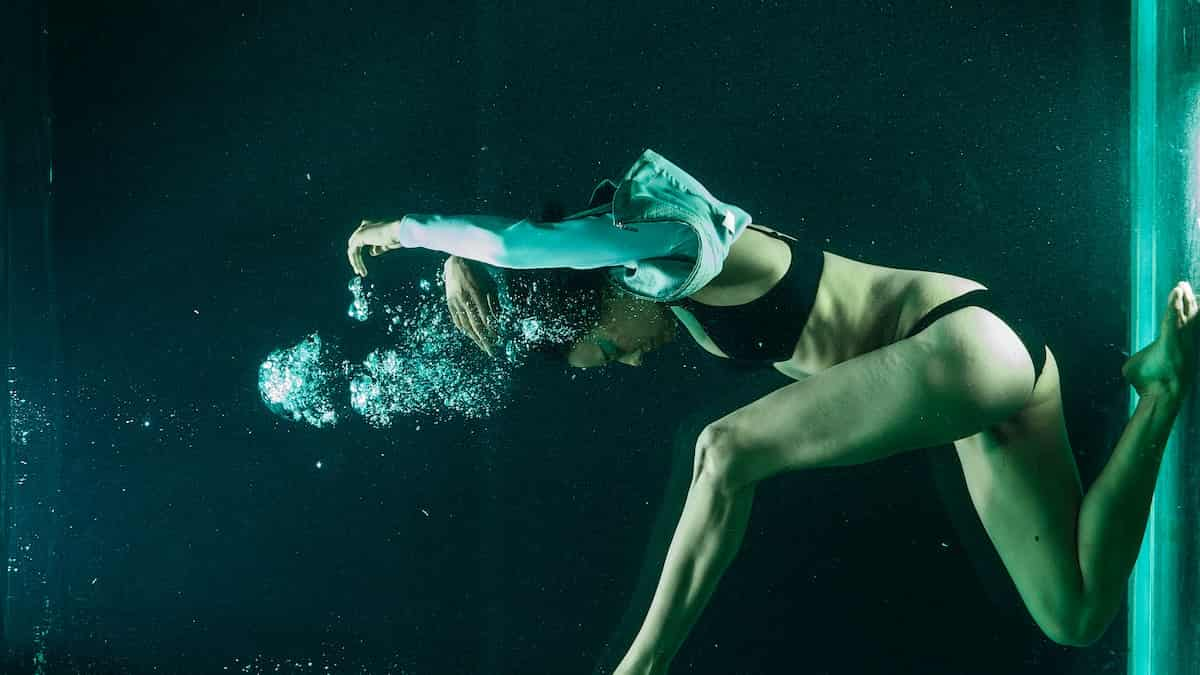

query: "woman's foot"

left=1122, top=281, right=1199, bottom=399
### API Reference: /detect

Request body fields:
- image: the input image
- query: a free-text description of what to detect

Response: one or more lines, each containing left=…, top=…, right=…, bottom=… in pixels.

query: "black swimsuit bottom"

left=905, top=288, right=1047, bottom=381
left=671, top=228, right=1047, bottom=380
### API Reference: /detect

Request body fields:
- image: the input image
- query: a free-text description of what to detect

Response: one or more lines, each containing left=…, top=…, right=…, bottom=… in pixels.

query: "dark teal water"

left=3, top=0, right=1133, bottom=672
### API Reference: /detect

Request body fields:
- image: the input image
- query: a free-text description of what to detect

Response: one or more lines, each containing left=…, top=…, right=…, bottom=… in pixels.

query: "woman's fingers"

left=450, top=300, right=490, bottom=354
left=348, top=246, right=365, bottom=277
left=347, top=226, right=364, bottom=276
left=462, top=301, right=493, bottom=355
left=475, top=291, right=499, bottom=336
left=348, top=221, right=396, bottom=275
left=453, top=307, right=482, bottom=352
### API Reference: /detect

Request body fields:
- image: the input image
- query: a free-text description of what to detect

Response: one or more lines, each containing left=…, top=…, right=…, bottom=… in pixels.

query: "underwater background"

left=4, top=0, right=1138, bottom=672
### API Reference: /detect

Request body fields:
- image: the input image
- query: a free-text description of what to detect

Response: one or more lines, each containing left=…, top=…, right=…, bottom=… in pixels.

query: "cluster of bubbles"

left=348, top=276, right=511, bottom=424
left=506, top=274, right=600, bottom=348
left=258, top=334, right=341, bottom=428
left=347, top=275, right=373, bottom=322
left=258, top=265, right=599, bottom=428
left=8, top=366, right=50, bottom=447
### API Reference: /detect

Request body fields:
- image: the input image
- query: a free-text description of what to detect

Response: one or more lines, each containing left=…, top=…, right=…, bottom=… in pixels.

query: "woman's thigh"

left=952, top=347, right=1088, bottom=642
left=708, top=306, right=1038, bottom=489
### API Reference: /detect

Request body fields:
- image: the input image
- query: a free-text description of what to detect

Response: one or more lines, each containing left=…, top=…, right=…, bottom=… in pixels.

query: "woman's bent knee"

left=694, top=425, right=749, bottom=493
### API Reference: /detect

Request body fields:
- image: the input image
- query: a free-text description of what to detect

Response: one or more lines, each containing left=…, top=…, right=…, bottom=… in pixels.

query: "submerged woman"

left=347, top=149, right=1197, bottom=674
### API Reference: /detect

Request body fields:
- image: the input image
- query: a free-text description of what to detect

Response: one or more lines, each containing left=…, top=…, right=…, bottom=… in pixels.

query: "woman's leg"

left=954, top=344, right=1185, bottom=647
left=616, top=462, right=757, bottom=674
left=953, top=282, right=1197, bottom=647
left=617, top=283, right=1198, bottom=672
left=616, top=305, right=1041, bottom=673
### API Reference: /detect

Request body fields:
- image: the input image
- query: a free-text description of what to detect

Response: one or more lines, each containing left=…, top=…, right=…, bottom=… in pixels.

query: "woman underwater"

left=346, top=149, right=1198, bottom=674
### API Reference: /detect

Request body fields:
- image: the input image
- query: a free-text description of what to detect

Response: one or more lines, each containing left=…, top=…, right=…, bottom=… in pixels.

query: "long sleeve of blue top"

left=395, top=212, right=697, bottom=270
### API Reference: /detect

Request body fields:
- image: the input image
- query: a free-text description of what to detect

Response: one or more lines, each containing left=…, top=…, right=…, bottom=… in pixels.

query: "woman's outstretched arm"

left=387, top=212, right=695, bottom=270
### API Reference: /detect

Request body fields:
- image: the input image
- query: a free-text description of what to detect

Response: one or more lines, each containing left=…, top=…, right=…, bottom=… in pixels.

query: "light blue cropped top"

left=394, top=148, right=754, bottom=303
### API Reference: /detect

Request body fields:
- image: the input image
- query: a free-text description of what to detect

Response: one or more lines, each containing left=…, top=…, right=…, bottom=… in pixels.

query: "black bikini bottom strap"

left=904, top=289, right=991, bottom=340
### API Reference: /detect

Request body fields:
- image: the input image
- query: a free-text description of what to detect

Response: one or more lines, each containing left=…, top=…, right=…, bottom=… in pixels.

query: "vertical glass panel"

left=1129, top=1, right=1200, bottom=673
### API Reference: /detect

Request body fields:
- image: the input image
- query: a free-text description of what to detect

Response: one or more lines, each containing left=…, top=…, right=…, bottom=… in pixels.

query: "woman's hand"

left=347, top=219, right=404, bottom=277
left=444, top=256, right=499, bottom=356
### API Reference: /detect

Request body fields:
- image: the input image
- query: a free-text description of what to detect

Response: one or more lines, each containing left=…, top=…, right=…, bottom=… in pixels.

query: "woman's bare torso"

left=675, top=225, right=987, bottom=381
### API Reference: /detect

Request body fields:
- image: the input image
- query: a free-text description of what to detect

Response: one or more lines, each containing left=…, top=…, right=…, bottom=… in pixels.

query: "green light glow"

left=1128, top=1, right=1199, bottom=671
left=1128, top=0, right=1160, bottom=669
